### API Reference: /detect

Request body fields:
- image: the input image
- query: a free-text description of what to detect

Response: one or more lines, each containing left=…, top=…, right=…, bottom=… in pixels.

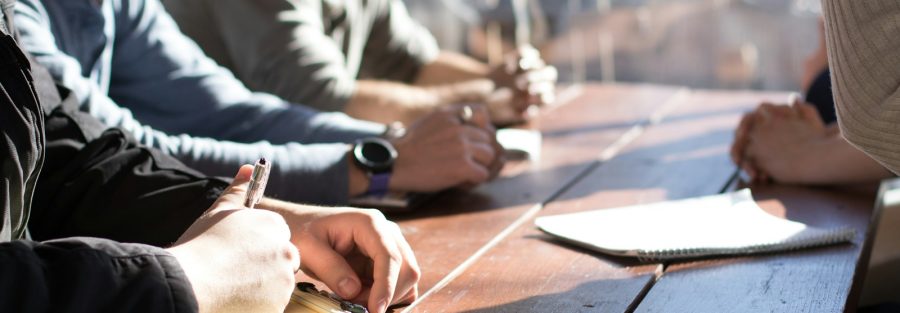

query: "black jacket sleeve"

left=0, top=1, right=227, bottom=310
left=27, top=48, right=229, bottom=247
left=0, top=237, right=197, bottom=313
left=0, top=30, right=203, bottom=313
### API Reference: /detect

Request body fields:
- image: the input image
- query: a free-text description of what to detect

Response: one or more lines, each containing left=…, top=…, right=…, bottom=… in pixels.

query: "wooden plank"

left=406, top=89, right=792, bottom=312
left=393, top=84, right=683, bottom=298
left=634, top=185, right=877, bottom=313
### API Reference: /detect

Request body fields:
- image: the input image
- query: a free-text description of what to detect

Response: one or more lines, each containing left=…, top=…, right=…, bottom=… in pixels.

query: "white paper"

left=535, top=189, right=855, bottom=260
left=497, top=128, right=542, bottom=161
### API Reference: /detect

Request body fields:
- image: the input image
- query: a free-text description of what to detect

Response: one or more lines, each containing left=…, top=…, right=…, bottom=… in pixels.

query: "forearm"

left=414, top=51, right=491, bottom=86
left=344, top=80, right=442, bottom=125
left=346, top=76, right=496, bottom=125
left=159, top=135, right=361, bottom=205
left=795, top=132, right=893, bottom=184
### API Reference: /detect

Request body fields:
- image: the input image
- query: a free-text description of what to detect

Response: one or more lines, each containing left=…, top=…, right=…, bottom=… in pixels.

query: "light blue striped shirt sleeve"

left=14, top=0, right=386, bottom=204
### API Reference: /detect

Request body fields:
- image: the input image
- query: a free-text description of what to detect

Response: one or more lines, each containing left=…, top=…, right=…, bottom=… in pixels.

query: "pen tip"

left=259, top=158, right=267, bottom=165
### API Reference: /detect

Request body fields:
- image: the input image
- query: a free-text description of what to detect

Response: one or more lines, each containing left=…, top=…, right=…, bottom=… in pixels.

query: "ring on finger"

left=459, top=105, right=474, bottom=125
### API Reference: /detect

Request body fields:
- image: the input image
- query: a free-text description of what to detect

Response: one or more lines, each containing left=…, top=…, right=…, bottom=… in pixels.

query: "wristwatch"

left=352, top=137, right=397, bottom=197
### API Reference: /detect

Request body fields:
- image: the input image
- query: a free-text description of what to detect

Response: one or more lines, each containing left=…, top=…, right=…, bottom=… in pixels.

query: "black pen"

left=244, top=158, right=271, bottom=209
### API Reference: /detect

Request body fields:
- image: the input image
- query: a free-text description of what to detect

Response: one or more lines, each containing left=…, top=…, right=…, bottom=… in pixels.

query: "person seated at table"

left=161, top=0, right=558, bottom=126
left=0, top=4, right=416, bottom=312
left=822, top=0, right=900, bottom=176
left=14, top=0, right=505, bottom=207
left=821, top=1, right=900, bottom=311
left=730, top=18, right=893, bottom=185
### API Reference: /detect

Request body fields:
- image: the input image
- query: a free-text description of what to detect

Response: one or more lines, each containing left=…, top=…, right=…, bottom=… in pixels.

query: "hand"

left=393, top=80, right=496, bottom=126
left=389, top=103, right=505, bottom=192
left=167, top=165, right=300, bottom=313
left=488, top=45, right=558, bottom=120
left=429, top=79, right=525, bottom=126
left=261, top=201, right=420, bottom=313
left=731, top=102, right=795, bottom=182
left=731, top=101, right=828, bottom=184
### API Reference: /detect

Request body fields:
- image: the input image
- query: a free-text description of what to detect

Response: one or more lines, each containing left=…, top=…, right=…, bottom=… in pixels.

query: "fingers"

left=461, top=124, right=492, bottom=145
left=516, top=67, right=557, bottom=91
left=456, top=106, right=501, bottom=179
left=757, top=103, right=780, bottom=120
left=498, top=45, right=556, bottom=109
left=228, top=164, right=254, bottom=194
left=358, top=218, right=418, bottom=313
left=461, top=125, right=498, bottom=182
left=731, top=113, right=754, bottom=166
left=794, top=101, right=825, bottom=125
left=295, top=210, right=417, bottom=313
left=389, top=224, right=420, bottom=306
left=461, top=157, right=492, bottom=185
left=487, top=139, right=506, bottom=180
left=459, top=103, right=492, bottom=131
left=296, top=235, right=363, bottom=300
left=741, top=154, right=758, bottom=182
left=211, top=164, right=255, bottom=211
left=362, top=224, right=403, bottom=313
left=467, top=139, right=497, bottom=168
left=515, top=67, right=557, bottom=107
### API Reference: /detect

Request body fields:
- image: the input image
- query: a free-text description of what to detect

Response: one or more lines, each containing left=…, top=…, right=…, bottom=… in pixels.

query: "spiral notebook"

left=535, top=189, right=855, bottom=261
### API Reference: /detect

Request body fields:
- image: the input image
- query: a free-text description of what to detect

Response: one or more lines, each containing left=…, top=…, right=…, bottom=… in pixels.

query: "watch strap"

left=366, top=172, right=391, bottom=197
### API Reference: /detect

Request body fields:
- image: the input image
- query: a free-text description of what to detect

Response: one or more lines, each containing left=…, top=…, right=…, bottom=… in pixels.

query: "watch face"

left=354, top=138, right=397, bottom=172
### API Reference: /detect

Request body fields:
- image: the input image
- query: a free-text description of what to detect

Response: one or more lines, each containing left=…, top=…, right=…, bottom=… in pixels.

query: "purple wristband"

left=366, top=172, right=391, bottom=197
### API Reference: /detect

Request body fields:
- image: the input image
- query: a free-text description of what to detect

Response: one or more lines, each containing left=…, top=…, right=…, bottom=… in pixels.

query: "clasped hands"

left=730, top=99, right=832, bottom=184
left=486, top=45, right=558, bottom=125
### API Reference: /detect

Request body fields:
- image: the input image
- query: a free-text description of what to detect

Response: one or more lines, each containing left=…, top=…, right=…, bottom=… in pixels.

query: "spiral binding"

left=635, top=227, right=856, bottom=262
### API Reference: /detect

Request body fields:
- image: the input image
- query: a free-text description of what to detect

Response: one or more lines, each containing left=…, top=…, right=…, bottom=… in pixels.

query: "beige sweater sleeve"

left=823, top=0, right=900, bottom=174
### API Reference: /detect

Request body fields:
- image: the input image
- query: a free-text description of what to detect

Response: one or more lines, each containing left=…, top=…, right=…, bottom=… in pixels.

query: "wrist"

left=348, top=152, right=370, bottom=197
left=787, top=136, right=831, bottom=184
left=166, top=246, right=213, bottom=313
left=350, top=138, right=397, bottom=197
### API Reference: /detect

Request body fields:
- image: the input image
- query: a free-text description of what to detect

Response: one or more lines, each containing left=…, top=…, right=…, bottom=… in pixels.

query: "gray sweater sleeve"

left=358, top=0, right=440, bottom=83
left=823, top=0, right=900, bottom=174
left=14, top=0, right=384, bottom=204
left=164, top=0, right=438, bottom=112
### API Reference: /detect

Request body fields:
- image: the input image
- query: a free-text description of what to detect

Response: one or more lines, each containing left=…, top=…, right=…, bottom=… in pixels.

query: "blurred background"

left=404, top=0, right=823, bottom=91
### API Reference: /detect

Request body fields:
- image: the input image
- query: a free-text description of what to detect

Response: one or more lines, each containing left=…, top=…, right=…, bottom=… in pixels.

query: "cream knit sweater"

left=824, top=0, right=900, bottom=174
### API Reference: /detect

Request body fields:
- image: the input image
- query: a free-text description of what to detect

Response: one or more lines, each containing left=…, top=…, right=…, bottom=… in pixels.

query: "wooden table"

left=389, top=84, right=879, bottom=313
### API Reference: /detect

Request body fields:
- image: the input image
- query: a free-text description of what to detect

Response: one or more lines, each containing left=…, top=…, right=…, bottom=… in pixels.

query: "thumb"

left=216, top=164, right=255, bottom=207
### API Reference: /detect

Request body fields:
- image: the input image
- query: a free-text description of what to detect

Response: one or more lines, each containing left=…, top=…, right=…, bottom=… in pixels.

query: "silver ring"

left=459, top=105, right=473, bottom=125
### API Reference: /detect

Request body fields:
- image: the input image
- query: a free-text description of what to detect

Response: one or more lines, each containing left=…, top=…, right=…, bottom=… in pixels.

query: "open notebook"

left=535, top=189, right=855, bottom=261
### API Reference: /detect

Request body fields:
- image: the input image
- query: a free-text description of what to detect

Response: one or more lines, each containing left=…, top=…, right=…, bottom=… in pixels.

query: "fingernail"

left=377, top=299, right=388, bottom=313
left=338, top=278, right=358, bottom=298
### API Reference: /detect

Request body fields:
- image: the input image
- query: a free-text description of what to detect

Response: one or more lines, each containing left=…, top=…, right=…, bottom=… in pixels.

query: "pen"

left=244, top=158, right=271, bottom=209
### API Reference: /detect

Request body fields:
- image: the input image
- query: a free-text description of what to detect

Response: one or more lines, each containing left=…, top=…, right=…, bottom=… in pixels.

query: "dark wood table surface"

left=387, top=84, right=879, bottom=313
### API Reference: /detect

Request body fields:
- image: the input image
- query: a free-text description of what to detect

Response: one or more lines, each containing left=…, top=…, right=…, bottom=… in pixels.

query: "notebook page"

left=535, top=189, right=854, bottom=260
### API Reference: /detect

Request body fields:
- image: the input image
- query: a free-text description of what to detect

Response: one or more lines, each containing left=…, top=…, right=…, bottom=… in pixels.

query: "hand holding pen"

left=168, top=162, right=300, bottom=313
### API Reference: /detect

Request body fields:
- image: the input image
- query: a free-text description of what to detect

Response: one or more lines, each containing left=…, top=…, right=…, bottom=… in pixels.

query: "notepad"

left=535, top=189, right=855, bottom=261
left=497, top=128, right=541, bottom=161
